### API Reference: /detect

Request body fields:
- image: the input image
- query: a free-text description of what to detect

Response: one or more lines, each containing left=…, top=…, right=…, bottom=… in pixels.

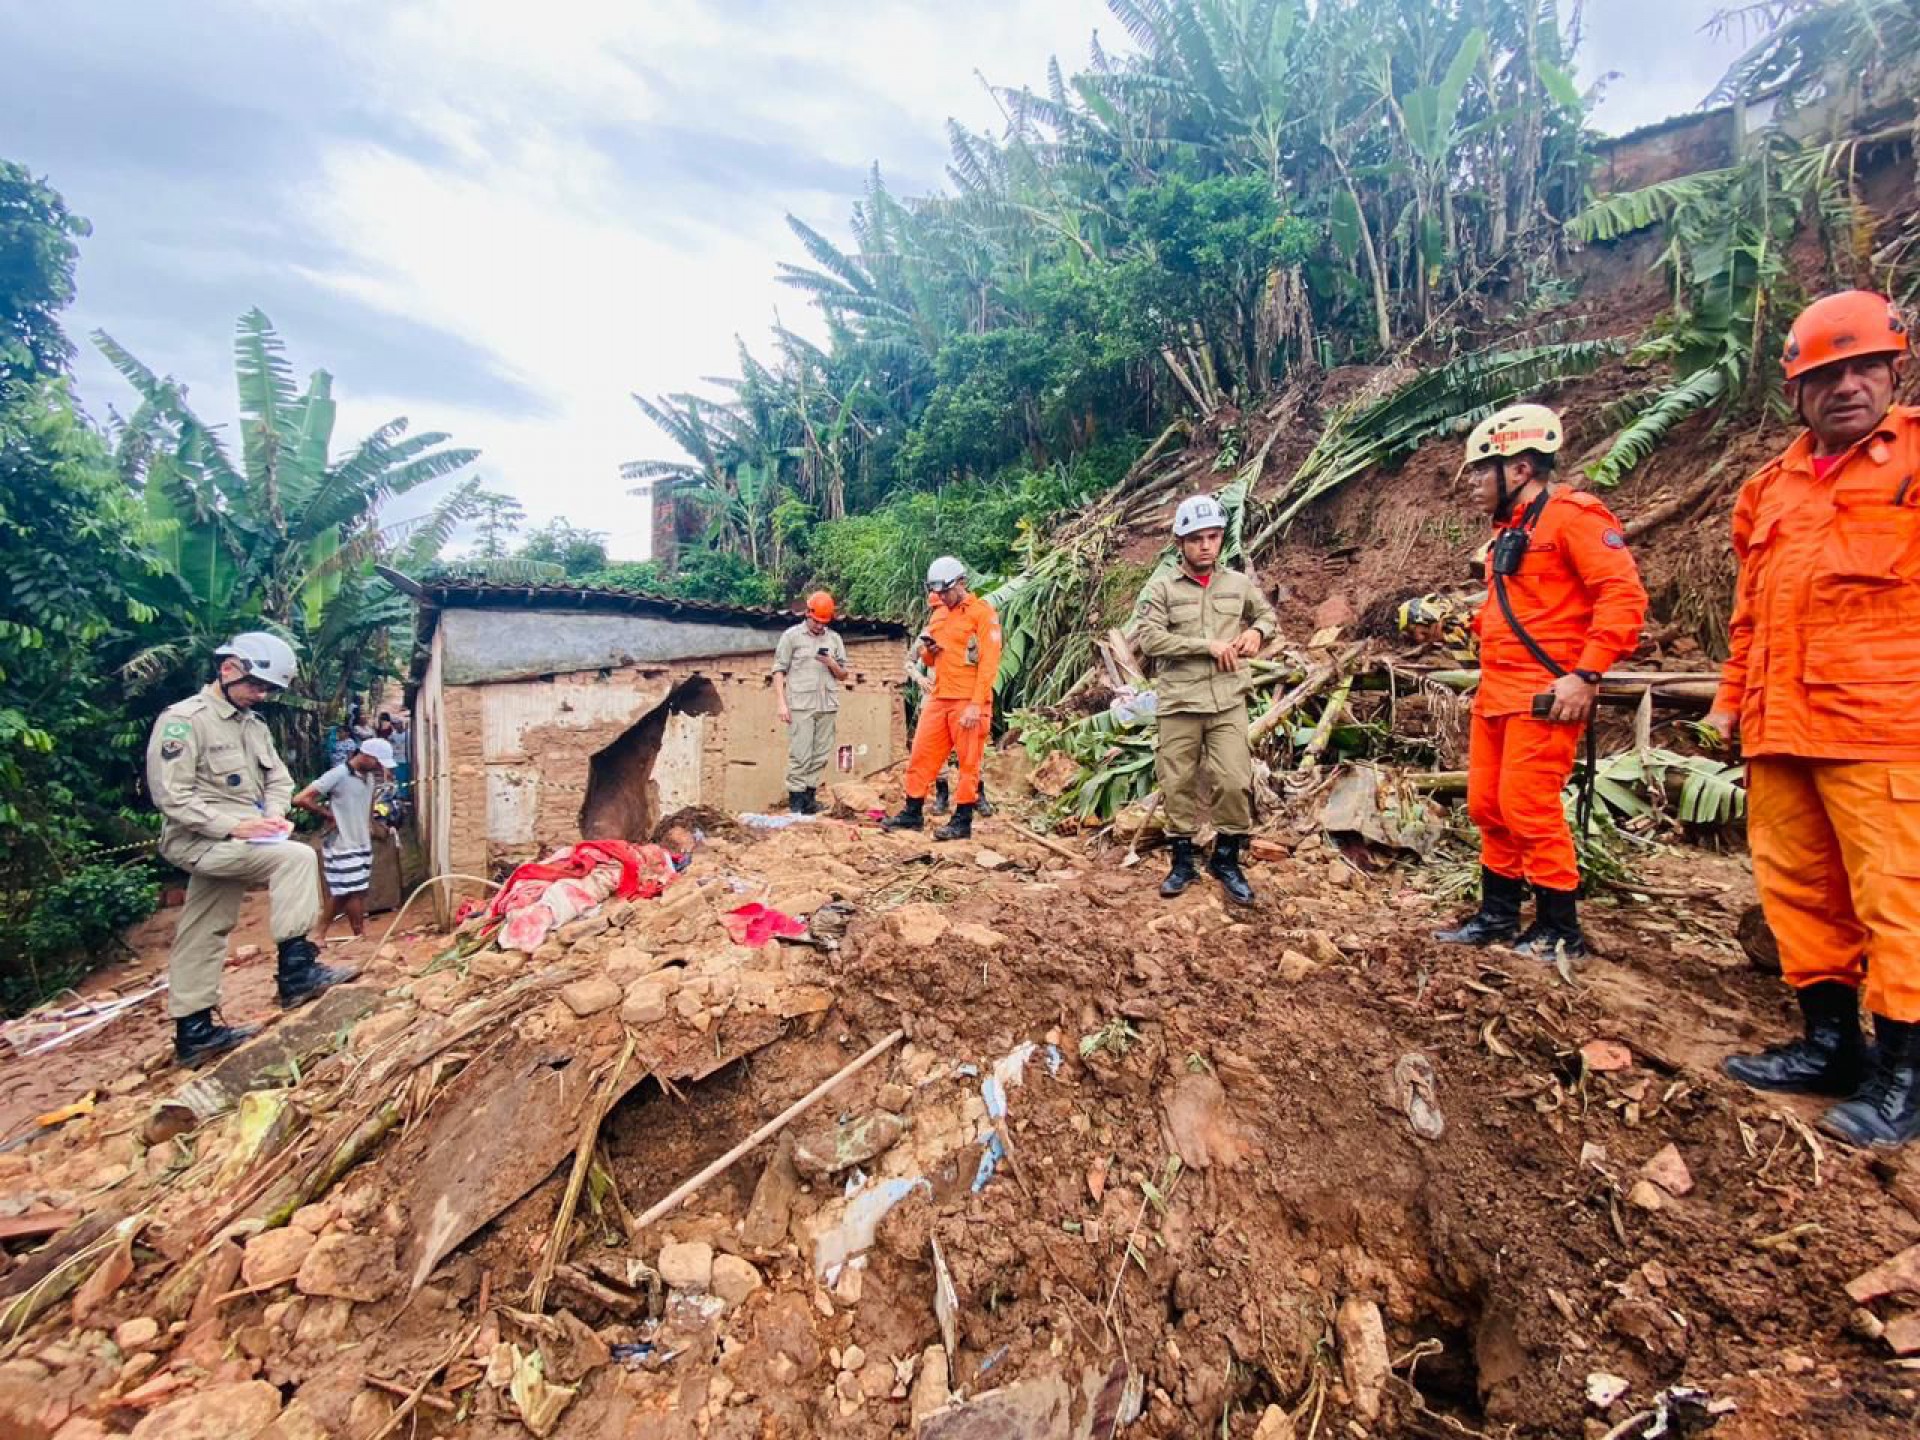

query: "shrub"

left=3, top=862, right=160, bottom=1013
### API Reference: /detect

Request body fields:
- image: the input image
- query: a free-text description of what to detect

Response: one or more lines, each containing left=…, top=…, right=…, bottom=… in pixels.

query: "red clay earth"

left=2, top=800, right=1917, bottom=1438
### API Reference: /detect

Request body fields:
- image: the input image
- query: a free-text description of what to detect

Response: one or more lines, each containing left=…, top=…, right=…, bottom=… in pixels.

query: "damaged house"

left=404, top=580, right=909, bottom=893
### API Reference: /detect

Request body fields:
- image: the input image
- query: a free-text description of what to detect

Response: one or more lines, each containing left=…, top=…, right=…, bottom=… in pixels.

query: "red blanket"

left=485, top=839, right=679, bottom=920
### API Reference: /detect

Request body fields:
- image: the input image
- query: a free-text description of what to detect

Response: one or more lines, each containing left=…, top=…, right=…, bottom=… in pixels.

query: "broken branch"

left=529, top=1036, right=634, bottom=1313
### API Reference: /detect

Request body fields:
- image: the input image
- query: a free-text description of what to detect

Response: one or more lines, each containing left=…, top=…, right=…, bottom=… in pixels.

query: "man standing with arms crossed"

left=146, top=634, right=358, bottom=1067
left=1132, top=495, right=1279, bottom=907
left=1432, top=404, right=1647, bottom=959
left=773, top=590, right=848, bottom=815
left=883, top=556, right=1001, bottom=842
left=1714, top=292, right=1920, bottom=1150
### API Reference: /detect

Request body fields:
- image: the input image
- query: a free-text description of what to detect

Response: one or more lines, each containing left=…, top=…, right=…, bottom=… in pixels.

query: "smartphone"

left=1531, top=693, right=1555, bottom=718
left=817, top=648, right=831, bottom=657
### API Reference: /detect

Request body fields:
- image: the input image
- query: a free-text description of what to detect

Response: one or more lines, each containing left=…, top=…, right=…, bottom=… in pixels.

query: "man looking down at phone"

left=773, top=590, right=849, bottom=815
left=1710, top=291, right=1920, bottom=1150
left=1433, top=404, right=1647, bottom=960
left=883, top=556, right=1001, bottom=842
left=146, top=633, right=358, bottom=1068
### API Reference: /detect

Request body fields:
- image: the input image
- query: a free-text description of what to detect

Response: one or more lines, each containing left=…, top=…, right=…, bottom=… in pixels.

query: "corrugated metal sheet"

left=445, top=609, right=787, bottom=687
left=406, top=580, right=907, bottom=698
left=420, top=578, right=906, bottom=632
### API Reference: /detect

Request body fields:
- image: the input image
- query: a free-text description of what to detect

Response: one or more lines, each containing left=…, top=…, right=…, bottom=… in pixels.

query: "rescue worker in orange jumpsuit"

left=1435, top=403, right=1648, bottom=959
left=1715, top=291, right=1920, bottom=1149
left=883, top=555, right=1002, bottom=842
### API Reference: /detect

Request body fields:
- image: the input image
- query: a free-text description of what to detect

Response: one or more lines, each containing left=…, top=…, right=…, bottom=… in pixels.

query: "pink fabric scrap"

left=722, top=903, right=809, bottom=948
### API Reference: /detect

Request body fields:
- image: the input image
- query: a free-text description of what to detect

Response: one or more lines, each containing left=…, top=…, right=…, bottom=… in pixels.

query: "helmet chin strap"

left=1493, top=458, right=1514, bottom=522
left=218, top=662, right=250, bottom=705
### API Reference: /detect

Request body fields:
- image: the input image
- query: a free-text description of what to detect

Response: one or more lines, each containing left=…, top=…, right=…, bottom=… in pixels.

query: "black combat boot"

left=975, top=779, right=994, bottom=819
left=1208, top=834, right=1255, bottom=907
left=1160, top=837, right=1199, bottom=898
left=1723, top=981, right=1867, bottom=1097
left=931, top=778, right=951, bottom=816
left=1512, top=885, right=1587, bottom=961
left=933, top=803, right=974, bottom=842
left=803, top=787, right=819, bottom=814
left=276, top=936, right=360, bottom=1010
left=1819, top=1017, right=1920, bottom=1149
left=788, top=789, right=810, bottom=814
left=174, top=1009, right=261, bottom=1068
left=882, top=797, right=925, bottom=831
left=1434, top=868, right=1526, bottom=945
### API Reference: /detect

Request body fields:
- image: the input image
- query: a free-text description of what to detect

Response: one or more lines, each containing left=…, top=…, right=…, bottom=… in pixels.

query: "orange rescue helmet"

left=1782, top=290, right=1908, bottom=380
left=806, top=590, right=836, bottom=622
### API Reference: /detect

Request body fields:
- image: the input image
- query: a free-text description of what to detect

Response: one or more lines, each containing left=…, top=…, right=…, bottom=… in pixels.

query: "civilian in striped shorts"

left=293, top=737, right=394, bottom=940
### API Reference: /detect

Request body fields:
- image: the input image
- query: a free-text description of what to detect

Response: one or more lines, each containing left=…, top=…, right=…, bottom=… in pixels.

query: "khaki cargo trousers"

left=1156, top=703, right=1253, bottom=837
left=168, top=840, right=320, bottom=1018
left=785, top=708, right=838, bottom=792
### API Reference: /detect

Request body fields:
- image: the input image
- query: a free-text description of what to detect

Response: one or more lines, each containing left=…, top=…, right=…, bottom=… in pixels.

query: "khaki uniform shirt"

left=146, top=683, right=295, bottom=866
left=1132, top=567, right=1280, bottom=714
left=773, top=623, right=847, bottom=713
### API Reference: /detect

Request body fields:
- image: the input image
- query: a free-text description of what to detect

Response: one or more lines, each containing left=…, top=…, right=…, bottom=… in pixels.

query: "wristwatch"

left=1573, top=668, right=1602, bottom=685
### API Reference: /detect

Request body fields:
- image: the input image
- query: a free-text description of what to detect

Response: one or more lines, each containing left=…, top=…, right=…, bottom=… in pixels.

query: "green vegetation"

left=1, top=165, right=481, bottom=1006
left=99, top=311, right=480, bottom=763
left=5, top=1, right=1918, bottom=1006
left=1, top=161, right=168, bottom=1000
left=627, top=0, right=1595, bottom=614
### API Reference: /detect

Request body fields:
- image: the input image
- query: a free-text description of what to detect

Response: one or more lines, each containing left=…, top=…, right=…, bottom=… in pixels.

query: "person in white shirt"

left=293, top=737, right=393, bottom=939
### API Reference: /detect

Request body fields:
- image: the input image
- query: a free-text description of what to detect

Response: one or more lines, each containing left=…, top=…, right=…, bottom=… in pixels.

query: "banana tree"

left=96, top=310, right=477, bottom=738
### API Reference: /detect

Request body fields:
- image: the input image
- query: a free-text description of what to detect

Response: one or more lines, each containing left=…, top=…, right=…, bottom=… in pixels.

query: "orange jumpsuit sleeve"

left=971, top=599, right=1003, bottom=708
left=1562, top=502, right=1649, bottom=675
left=1712, top=477, right=1761, bottom=717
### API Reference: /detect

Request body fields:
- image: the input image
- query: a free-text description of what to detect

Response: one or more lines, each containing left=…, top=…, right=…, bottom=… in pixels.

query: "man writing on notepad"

left=146, top=633, right=358, bottom=1067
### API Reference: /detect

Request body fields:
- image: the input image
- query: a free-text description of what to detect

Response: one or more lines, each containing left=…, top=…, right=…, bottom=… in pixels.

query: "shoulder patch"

left=161, top=720, right=192, bottom=740
left=1602, top=529, right=1627, bottom=549
left=160, top=739, right=185, bottom=761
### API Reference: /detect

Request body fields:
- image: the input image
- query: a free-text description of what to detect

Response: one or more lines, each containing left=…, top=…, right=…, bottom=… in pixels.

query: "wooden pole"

left=1248, top=643, right=1365, bottom=745
left=630, top=1029, right=906, bottom=1231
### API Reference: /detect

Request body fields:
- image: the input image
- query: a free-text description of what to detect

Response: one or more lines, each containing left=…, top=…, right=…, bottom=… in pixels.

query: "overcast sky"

left=2, top=0, right=1745, bottom=560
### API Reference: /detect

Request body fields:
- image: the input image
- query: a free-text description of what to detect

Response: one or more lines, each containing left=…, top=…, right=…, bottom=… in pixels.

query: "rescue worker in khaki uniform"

left=146, top=634, right=358, bottom=1067
left=1715, top=291, right=1920, bottom=1149
left=773, top=590, right=848, bottom=815
left=884, top=556, right=1002, bottom=842
left=1132, top=495, right=1279, bottom=907
left=1434, top=404, right=1647, bottom=959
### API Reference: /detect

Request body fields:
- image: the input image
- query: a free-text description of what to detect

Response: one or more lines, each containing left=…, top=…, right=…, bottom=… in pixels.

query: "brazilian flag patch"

left=162, top=721, right=191, bottom=740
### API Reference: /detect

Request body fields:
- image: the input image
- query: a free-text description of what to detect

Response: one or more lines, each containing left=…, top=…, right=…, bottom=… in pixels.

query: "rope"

left=373, top=872, right=502, bottom=953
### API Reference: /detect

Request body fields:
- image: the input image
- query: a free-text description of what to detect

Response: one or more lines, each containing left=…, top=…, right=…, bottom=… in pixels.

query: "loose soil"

left=9, top=177, right=1920, bottom=1440
left=3, top=786, right=1918, bottom=1438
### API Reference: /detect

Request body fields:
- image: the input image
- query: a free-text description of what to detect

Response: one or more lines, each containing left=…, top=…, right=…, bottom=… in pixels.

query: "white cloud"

left=48, top=0, right=1744, bottom=566
left=281, top=0, right=1115, bottom=558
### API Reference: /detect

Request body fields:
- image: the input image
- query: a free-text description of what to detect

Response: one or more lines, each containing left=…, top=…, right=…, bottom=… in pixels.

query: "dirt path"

left=2, top=806, right=1916, bottom=1438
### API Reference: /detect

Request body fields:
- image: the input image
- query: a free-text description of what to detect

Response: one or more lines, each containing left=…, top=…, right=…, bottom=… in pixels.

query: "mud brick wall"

left=439, top=636, right=906, bottom=877
left=1591, top=109, right=1737, bottom=196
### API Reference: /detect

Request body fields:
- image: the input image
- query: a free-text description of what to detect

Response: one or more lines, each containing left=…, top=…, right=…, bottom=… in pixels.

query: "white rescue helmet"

left=356, top=737, right=396, bottom=770
left=214, top=631, right=298, bottom=690
left=1172, top=494, right=1227, bottom=538
left=925, top=555, right=967, bottom=590
left=1465, top=403, right=1564, bottom=464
